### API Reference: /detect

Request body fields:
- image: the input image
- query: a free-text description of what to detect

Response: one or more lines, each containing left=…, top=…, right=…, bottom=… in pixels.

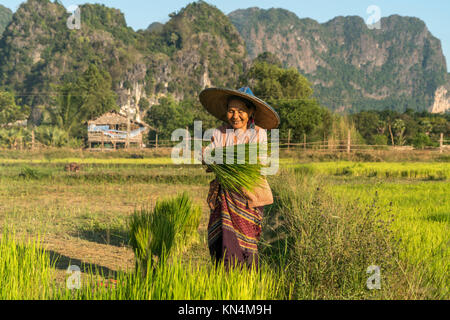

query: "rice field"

left=287, top=161, right=449, bottom=180
left=0, top=149, right=448, bottom=300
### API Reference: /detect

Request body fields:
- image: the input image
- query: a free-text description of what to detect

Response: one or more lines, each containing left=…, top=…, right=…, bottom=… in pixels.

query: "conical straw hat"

left=199, top=86, right=280, bottom=129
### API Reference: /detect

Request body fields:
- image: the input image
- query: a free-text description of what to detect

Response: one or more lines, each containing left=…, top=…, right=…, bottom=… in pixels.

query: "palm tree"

left=35, top=126, right=68, bottom=147
left=1, top=128, right=18, bottom=149
left=393, top=119, right=406, bottom=146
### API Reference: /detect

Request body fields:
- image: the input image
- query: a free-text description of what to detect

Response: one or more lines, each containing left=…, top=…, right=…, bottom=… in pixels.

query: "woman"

left=199, top=86, right=280, bottom=269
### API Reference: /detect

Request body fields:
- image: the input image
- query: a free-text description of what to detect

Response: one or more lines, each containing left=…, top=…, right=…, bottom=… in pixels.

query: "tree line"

left=0, top=53, right=448, bottom=150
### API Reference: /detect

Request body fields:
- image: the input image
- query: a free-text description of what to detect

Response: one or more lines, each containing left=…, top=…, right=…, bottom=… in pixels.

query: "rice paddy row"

left=0, top=160, right=448, bottom=185
left=288, top=161, right=449, bottom=180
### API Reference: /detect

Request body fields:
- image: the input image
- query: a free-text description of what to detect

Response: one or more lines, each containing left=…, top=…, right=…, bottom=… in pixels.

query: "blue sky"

left=1, top=0, right=449, bottom=71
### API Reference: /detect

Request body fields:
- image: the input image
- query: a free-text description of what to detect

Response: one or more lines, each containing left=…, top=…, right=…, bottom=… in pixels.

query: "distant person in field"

left=199, top=86, right=280, bottom=270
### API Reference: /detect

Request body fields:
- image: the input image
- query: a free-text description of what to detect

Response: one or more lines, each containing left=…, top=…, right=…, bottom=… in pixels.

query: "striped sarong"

left=207, top=181, right=263, bottom=269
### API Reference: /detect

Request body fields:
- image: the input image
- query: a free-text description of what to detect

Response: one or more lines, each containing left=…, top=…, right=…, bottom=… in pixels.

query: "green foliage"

left=207, top=143, right=267, bottom=196
left=253, top=52, right=282, bottom=68
left=128, top=192, right=201, bottom=276
left=352, top=111, right=382, bottom=145
left=144, top=96, right=192, bottom=140
left=0, top=92, right=30, bottom=125
left=372, top=134, right=388, bottom=146
left=0, top=4, right=12, bottom=35
left=0, top=230, right=56, bottom=299
left=18, top=166, right=52, bottom=180
left=262, top=170, right=401, bottom=299
left=144, top=96, right=218, bottom=140
left=34, top=125, right=69, bottom=147
left=242, top=58, right=328, bottom=140
left=411, top=132, right=433, bottom=149
left=138, top=97, right=150, bottom=111
left=43, top=64, right=117, bottom=138
left=243, top=60, right=313, bottom=100
left=174, top=1, right=241, bottom=49
left=277, top=98, right=323, bottom=140
left=350, top=109, right=449, bottom=146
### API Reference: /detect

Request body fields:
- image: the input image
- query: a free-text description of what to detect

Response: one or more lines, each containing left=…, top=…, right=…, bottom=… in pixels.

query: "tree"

left=144, top=95, right=194, bottom=140
left=411, top=132, right=432, bottom=150
left=243, top=60, right=313, bottom=101
left=379, top=110, right=400, bottom=146
left=372, top=134, right=388, bottom=146
left=242, top=58, right=322, bottom=140
left=44, top=64, right=118, bottom=138
left=34, top=125, right=70, bottom=147
left=138, top=97, right=150, bottom=112
left=253, top=52, right=282, bottom=68
left=0, top=92, right=30, bottom=126
left=351, top=111, right=381, bottom=144
left=393, top=119, right=406, bottom=146
left=277, top=98, right=323, bottom=140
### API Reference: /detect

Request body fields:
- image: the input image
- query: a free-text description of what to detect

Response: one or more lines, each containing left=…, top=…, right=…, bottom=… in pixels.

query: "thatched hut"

left=87, top=111, right=153, bottom=150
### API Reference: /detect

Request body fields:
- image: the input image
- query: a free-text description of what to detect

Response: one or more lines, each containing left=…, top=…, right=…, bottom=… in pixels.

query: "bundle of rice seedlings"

left=128, top=192, right=201, bottom=276
left=205, top=143, right=270, bottom=196
left=153, top=192, right=201, bottom=252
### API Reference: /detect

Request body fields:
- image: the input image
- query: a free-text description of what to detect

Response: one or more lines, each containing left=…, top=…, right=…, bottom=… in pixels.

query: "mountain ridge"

left=0, top=0, right=448, bottom=125
left=0, top=4, right=13, bottom=35
left=228, top=7, right=450, bottom=113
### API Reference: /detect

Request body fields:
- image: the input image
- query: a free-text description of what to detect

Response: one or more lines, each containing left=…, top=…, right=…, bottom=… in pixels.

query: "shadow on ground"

left=71, top=226, right=130, bottom=248
left=47, top=249, right=119, bottom=279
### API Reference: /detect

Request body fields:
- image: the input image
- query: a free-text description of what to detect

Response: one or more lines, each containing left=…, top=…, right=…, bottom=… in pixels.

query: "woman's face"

left=227, top=99, right=253, bottom=130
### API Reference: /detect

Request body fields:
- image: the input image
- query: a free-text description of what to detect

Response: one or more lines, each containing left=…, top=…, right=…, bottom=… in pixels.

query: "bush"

left=412, top=133, right=433, bottom=150
left=18, top=166, right=53, bottom=180
left=261, top=169, right=402, bottom=299
left=372, top=134, right=388, bottom=146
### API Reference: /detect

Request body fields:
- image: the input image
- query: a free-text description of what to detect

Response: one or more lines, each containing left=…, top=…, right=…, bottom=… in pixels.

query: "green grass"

left=261, top=170, right=407, bottom=299
left=0, top=230, right=285, bottom=300
left=0, top=231, right=56, bottom=299
left=327, top=180, right=449, bottom=298
left=0, top=156, right=448, bottom=299
left=288, top=161, right=449, bottom=180
left=55, top=258, right=285, bottom=300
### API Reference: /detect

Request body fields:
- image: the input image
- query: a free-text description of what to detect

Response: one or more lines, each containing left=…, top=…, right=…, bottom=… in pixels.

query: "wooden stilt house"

left=87, top=111, right=152, bottom=150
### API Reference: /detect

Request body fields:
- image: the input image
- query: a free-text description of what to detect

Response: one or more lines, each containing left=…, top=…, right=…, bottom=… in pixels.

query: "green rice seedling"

left=59, top=256, right=287, bottom=300
left=0, top=229, right=56, bottom=299
left=152, top=192, right=201, bottom=254
left=206, top=143, right=269, bottom=196
left=295, top=161, right=449, bottom=180
left=128, top=193, right=201, bottom=276
left=128, top=206, right=175, bottom=275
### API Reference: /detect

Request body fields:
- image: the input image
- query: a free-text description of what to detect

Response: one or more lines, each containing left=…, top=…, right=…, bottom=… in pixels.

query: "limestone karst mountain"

left=0, top=0, right=448, bottom=127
